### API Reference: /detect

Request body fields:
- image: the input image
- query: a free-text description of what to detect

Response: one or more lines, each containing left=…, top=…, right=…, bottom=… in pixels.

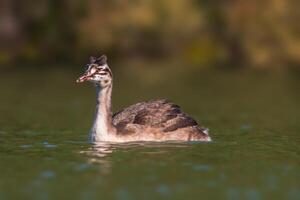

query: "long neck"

left=90, top=84, right=116, bottom=141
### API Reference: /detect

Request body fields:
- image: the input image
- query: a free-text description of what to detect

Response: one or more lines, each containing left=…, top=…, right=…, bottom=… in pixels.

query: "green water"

left=0, top=66, right=299, bottom=200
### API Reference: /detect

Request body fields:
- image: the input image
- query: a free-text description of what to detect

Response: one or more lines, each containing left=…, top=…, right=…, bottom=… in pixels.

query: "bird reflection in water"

left=80, top=141, right=191, bottom=174
left=79, top=142, right=115, bottom=174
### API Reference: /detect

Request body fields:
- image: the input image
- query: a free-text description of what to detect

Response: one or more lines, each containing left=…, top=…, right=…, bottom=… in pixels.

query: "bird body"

left=77, top=55, right=211, bottom=142
left=112, top=99, right=210, bottom=142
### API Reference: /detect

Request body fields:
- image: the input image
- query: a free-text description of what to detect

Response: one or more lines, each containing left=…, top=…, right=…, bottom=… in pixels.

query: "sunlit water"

left=0, top=66, right=299, bottom=200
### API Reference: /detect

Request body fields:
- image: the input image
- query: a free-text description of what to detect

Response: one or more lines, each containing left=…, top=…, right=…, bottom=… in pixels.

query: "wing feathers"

left=113, top=99, right=202, bottom=132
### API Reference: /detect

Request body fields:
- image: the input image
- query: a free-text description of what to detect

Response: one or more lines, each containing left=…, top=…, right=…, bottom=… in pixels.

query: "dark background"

left=1, top=0, right=300, bottom=70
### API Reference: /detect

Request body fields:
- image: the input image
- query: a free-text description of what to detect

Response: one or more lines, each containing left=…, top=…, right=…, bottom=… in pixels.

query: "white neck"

left=89, top=84, right=116, bottom=141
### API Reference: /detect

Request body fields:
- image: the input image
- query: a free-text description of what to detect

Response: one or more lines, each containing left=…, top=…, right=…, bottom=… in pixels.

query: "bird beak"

left=76, top=73, right=89, bottom=83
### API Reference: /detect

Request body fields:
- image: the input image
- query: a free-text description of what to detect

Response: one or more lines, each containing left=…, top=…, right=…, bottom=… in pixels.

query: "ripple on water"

left=288, top=188, right=300, bottom=199
left=39, top=170, right=56, bottom=179
left=156, top=184, right=171, bottom=196
left=74, top=163, right=92, bottom=171
left=182, top=162, right=214, bottom=172
left=42, top=141, right=57, bottom=149
left=192, top=164, right=214, bottom=172
left=145, top=175, right=158, bottom=182
left=115, top=187, right=132, bottom=200
left=227, top=187, right=261, bottom=200
left=240, top=124, right=252, bottom=132
left=20, top=144, right=33, bottom=148
left=263, top=174, right=278, bottom=190
left=245, top=189, right=261, bottom=200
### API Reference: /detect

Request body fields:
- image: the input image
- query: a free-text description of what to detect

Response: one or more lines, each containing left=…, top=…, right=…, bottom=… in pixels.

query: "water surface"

left=0, top=67, right=299, bottom=199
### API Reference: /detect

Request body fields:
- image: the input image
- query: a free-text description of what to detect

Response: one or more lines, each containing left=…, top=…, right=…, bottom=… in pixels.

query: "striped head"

left=76, top=55, right=113, bottom=88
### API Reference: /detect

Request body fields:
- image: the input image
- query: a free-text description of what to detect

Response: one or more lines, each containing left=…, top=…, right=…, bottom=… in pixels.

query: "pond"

left=0, top=66, right=299, bottom=199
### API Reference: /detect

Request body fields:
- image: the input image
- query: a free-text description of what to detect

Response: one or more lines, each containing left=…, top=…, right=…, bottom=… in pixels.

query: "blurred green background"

left=1, top=0, right=300, bottom=69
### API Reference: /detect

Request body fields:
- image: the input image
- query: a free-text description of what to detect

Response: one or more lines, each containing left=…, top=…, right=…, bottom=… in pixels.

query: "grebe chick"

left=76, top=55, right=211, bottom=142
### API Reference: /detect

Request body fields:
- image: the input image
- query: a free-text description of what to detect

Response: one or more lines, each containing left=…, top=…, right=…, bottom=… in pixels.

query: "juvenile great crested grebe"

left=76, top=55, right=211, bottom=142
